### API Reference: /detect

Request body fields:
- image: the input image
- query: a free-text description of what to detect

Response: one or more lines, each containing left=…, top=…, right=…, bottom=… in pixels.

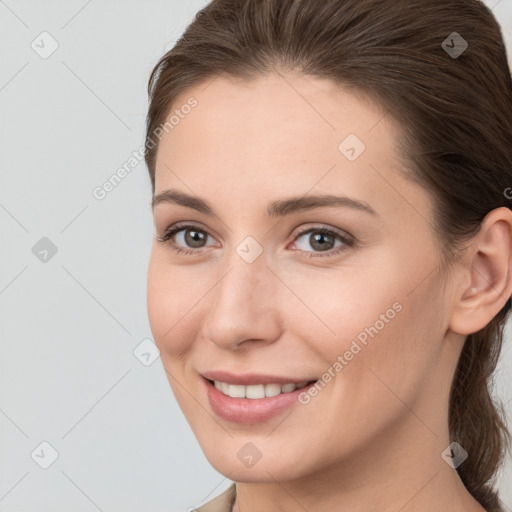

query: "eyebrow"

left=151, top=189, right=378, bottom=217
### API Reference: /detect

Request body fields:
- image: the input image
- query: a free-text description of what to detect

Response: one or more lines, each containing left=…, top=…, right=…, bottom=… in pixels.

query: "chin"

left=200, top=442, right=310, bottom=483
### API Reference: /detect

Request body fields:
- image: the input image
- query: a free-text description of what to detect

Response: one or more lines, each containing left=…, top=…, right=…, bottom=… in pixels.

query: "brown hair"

left=144, top=0, right=512, bottom=509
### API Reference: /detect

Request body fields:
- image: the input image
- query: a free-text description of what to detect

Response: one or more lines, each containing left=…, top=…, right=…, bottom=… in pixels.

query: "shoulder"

left=193, top=483, right=236, bottom=512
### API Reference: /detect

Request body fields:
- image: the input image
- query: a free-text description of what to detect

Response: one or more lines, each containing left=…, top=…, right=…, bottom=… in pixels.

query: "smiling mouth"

left=205, top=378, right=318, bottom=399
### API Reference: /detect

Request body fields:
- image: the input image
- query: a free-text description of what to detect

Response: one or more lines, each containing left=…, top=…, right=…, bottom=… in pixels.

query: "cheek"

left=282, top=261, right=403, bottom=352
left=331, top=279, right=444, bottom=422
left=147, top=252, right=205, bottom=410
left=286, top=256, right=443, bottom=403
left=146, top=250, right=199, bottom=355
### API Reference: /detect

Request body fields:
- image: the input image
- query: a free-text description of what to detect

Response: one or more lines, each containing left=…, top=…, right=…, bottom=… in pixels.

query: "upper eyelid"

left=163, top=222, right=353, bottom=245
left=164, top=222, right=218, bottom=243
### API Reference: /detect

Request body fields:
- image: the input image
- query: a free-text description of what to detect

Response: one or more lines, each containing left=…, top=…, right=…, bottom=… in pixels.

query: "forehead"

left=152, top=71, right=426, bottom=223
left=156, top=71, right=395, bottom=163
left=158, top=72, right=393, bottom=159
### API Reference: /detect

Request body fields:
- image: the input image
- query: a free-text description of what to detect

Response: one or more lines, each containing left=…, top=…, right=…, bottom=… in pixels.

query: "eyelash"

left=156, top=223, right=355, bottom=258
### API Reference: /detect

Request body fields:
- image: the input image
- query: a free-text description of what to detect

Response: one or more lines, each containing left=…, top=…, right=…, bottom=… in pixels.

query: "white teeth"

left=214, top=381, right=230, bottom=394
left=228, top=384, right=246, bottom=398
left=264, top=383, right=282, bottom=397
left=213, top=380, right=311, bottom=399
left=246, top=384, right=265, bottom=399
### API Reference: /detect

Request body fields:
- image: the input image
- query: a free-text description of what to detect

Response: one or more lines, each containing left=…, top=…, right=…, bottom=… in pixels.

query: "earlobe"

left=449, top=207, right=512, bottom=336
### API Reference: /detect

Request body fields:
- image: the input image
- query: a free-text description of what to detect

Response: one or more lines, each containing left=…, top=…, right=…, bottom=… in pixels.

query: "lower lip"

left=203, top=378, right=317, bottom=424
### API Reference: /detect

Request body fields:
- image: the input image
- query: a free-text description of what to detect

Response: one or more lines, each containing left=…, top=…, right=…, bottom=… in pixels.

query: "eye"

left=290, top=226, right=354, bottom=258
left=157, top=222, right=354, bottom=258
left=156, top=223, right=217, bottom=255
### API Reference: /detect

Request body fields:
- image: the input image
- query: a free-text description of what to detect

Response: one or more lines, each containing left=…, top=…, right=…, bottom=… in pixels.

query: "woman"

left=144, top=0, right=512, bottom=510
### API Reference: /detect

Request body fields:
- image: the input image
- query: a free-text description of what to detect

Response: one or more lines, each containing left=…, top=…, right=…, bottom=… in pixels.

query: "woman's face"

left=147, top=71, right=458, bottom=483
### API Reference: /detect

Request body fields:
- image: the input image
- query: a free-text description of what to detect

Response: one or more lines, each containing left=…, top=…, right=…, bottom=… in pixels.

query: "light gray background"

left=0, top=1, right=511, bottom=511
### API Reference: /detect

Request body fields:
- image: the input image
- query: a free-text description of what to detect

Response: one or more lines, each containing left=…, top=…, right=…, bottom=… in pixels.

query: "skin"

left=146, top=70, right=512, bottom=512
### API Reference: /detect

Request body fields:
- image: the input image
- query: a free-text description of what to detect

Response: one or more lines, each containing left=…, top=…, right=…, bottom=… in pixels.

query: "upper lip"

left=201, top=370, right=317, bottom=386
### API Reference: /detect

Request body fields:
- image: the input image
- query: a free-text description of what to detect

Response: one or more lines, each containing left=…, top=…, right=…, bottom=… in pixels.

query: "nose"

left=202, top=250, right=282, bottom=350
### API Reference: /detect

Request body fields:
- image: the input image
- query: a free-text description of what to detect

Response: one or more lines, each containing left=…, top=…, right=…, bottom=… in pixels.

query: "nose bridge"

left=203, top=242, right=280, bottom=347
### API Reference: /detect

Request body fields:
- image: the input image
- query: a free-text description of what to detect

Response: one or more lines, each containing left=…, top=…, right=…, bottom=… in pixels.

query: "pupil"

left=185, top=230, right=205, bottom=248
left=311, top=233, right=333, bottom=251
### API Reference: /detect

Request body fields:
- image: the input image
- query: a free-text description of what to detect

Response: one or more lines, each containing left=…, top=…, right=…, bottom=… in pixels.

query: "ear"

left=449, top=207, right=512, bottom=336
